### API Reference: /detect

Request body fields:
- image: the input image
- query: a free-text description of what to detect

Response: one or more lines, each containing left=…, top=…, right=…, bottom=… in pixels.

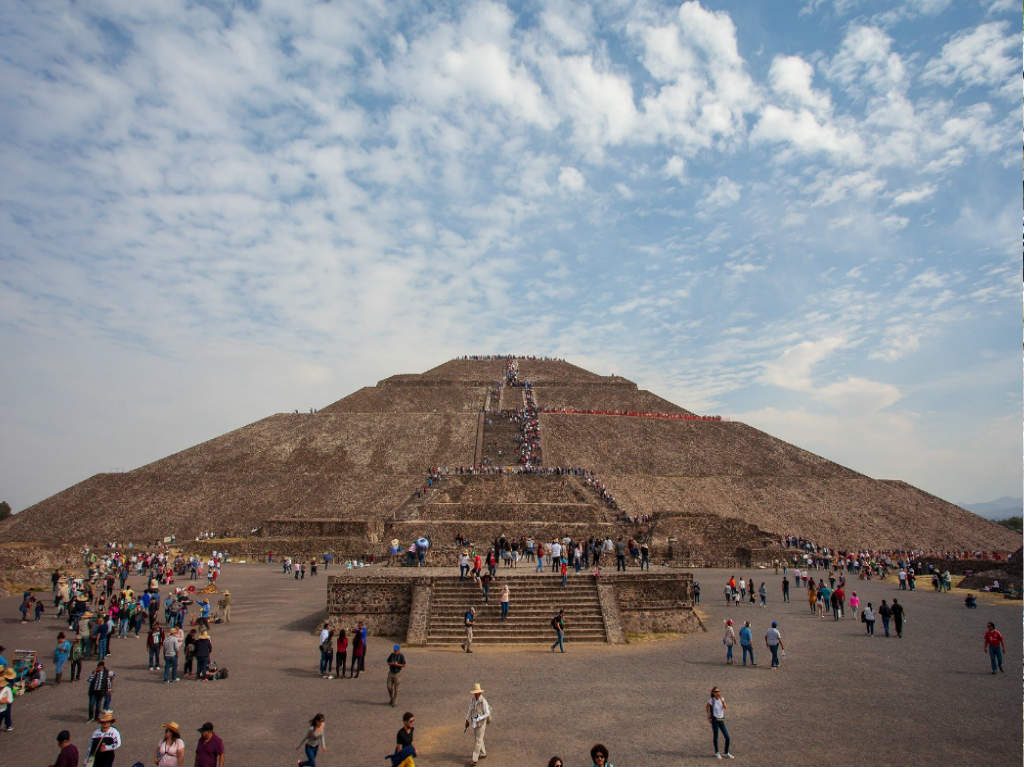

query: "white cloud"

left=704, top=176, right=741, bottom=209
left=558, top=165, right=585, bottom=192
left=891, top=184, right=937, bottom=206
left=761, top=335, right=847, bottom=390
left=751, top=105, right=864, bottom=161
left=768, top=55, right=831, bottom=115
left=825, top=25, right=905, bottom=95
left=922, top=22, right=1017, bottom=96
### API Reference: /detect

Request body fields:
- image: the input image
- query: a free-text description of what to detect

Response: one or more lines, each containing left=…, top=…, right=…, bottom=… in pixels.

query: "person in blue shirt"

left=739, top=621, right=755, bottom=666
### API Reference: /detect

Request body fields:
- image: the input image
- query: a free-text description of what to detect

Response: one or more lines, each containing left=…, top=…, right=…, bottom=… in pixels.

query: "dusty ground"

left=1, top=562, right=1019, bottom=766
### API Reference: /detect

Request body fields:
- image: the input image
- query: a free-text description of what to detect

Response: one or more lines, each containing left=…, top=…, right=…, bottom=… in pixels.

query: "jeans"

left=98, top=636, right=108, bottom=660
left=70, top=658, right=82, bottom=681
left=866, top=619, right=875, bottom=635
left=552, top=630, right=564, bottom=653
left=741, top=644, right=755, bottom=665
left=989, top=646, right=1004, bottom=672
left=616, top=555, right=626, bottom=571
left=88, top=692, right=105, bottom=720
left=196, top=656, right=210, bottom=679
left=460, top=565, right=469, bottom=579
left=536, top=556, right=544, bottom=573
left=782, top=589, right=789, bottom=602
left=336, top=651, right=347, bottom=676
left=163, top=655, right=178, bottom=681
left=500, top=602, right=509, bottom=620
left=320, top=651, right=333, bottom=675
left=881, top=616, right=890, bottom=636
left=149, top=647, right=161, bottom=668
left=299, top=744, right=318, bottom=767
left=725, top=645, right=733, bottom=663
left=561, top=574, right=567, bottom=587
left=768, top=644, right=780, bottom=667
left=711, top=718, right=730, bottom=754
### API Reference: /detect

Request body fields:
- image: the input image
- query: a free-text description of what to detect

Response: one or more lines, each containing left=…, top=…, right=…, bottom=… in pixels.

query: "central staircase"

left=425, top=574, right=609, bottom=645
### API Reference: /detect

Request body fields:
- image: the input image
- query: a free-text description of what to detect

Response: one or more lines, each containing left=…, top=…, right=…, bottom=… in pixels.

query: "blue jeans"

left=711, top=719, right=730, bottom=754
left=536, top=557, right=543, bottom=572
left=741, top=644, right=755, bottom=665
left=320, top=651, right=332, bottom=675
left=551, top=630, right=564, bottom=652
left=196, top=656, right=210, bottom=679
left=725, top=645, right=733, bottom=663
left=500, top=602, right=509, bottom=620
left=989, top=646, right=1004, bottom=672
left=769, top=644, right=780, bottom=667
left=299, top=744, right=318, bottom=767
left=163, top=655, right=178, bottom=682
left=88, top=693, right=104, bottom=720
left=149, top=647, right=161, bottom=668
left=98, top=637, right=108, bottom=660
left=881, top=616, right=890, bottom=636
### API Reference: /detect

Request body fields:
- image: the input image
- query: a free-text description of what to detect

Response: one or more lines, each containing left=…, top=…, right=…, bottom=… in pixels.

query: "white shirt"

left=550, top=543, right=561, bottom=558
left=319, top=628, right=330, bottom=645
left=708, top=697, right=725, bottom=720
left=765, top=627, right=782, bottom=646
left=91, top=725, right=122, bottom=751
left=467, top=695, right=491, bottom=728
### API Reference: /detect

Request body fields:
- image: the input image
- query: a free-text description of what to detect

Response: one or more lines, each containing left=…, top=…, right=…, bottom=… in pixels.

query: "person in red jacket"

left=983, top=622, right=1006, bottom=674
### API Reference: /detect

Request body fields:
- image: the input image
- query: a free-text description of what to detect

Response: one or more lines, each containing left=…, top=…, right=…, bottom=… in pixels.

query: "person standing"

left=88, top=711, right=121, bottom=767
left=722, top=619, right=736, bottom=665
left=462, top=607, right=476, bottom=654
left=162, top=627, right=181, bottom=684
left=464, top=682, right=491, bottom=766
left=386, top=645, right=406, bottom=707
left=705, top=687, right=734, bottom=759
left=195, top=722, right=224, bottom=767
left=0, top=669, right=14, bottom=732
left=757, top=582, right=767, bottom=608
left=614, top=538, right=626, bottom=571
left=147, top=624, right=164, bottom=672
left=351, top=629, right=365, bottom=677
left=69, top=634, right=85, bottom=682
left=52, top=729, right=79, bottom=767
left=335, top=630, right=348, bottom=678
left=156, top=721, right=185, bottom=767
left=54, top=632, right=71, bottom=684
left=318, top=624, right=333, bottom=678
left=738, top=621, right=755, bottom=666
left=781, top=576, right=790, bottom=603
left=848, top=592, right=860, bottom=620
left=891, top=598, right=905, bottom=638
left=389, top=712, right=416, bottom=767
left=297, top=713, right=326, bottom=767
left=499, top=583, right=510, bottom=621
left=193, top=630, right=213, bottom=680
left=764, top=621, right=784, bottom=669
left=984, top=622, right=1006, bottom=674
left=550, top=609, right=566, bottom=653
left=590, top=743, right=614, bottom=767
left=220, top=591, right=231, bottom=624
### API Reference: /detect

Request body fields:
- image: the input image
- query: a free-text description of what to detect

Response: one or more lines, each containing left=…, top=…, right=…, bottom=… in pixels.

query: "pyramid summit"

left=2, top=355, right=1016, bottom=555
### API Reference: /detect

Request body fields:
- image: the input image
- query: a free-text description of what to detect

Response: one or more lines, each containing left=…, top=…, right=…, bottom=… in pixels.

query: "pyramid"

left=2, top=356, right=1016, bottom=555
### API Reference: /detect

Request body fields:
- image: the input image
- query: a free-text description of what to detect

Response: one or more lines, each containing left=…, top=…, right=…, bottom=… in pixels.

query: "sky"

left=1, top=0, right=1020, bottom=515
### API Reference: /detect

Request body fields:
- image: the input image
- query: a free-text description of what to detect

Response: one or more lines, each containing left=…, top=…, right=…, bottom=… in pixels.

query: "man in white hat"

left=464, top=682, right=491, bottom=766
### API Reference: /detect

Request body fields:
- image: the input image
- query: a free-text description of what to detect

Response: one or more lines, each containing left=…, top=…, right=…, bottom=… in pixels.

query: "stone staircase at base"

left=425, top=574, right=608, bottom=645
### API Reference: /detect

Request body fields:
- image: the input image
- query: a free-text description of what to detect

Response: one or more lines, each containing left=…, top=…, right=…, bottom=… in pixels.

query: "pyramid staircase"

left=425, top=573, right=609, bottom=645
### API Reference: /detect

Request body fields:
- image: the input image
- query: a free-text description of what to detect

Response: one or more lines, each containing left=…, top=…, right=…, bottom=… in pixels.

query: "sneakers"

left=725, top=754, right=735, bottom=759
left=715, top=753, right=722, bottom=759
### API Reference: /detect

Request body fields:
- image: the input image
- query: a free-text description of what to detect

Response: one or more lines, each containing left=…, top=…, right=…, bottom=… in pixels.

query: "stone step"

left=425, top=636, right=608, bottom=645
left=427, top=627, right=608, bottom=637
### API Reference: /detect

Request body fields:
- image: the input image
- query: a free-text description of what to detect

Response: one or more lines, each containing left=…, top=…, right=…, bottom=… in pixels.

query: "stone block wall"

left=327, top=575, right=412, bottom=638
left=263, top=518, right=371, bottom=538
left=603, top=572, right=697, bottom=636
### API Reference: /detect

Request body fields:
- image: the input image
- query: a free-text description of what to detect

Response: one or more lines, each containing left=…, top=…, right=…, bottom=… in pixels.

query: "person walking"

left=739, top=621, right=755, bottom=666
left=550, top=609, right=566, bottom=653
left=351, top=629, right=365, bottom=677
left=462, top=607, right=476, bottom=654
left=388, top=712, right=416, bottom=767
left=984, top=622, right=1006, bottom=674
left=499, top=583, right=510, bottom=621
left=722, top=619, right=736, bottom=665
left=862, top=602, right=875, bottom=636
left=194, top=722, right=224, bottom=767
left=757, top=582, right=767, bottom=608
left=88, top=711, right=122, bottom=767
left=386, top=644, right=406, bottom=707
left=891, top=598, right=905, bottom=638
left=878, top=600, right=892, bottom=637
left=764, top=621, right=784, bottom=669
left=0, top=669, right=14, bottom=732
left=781, top=575, right=790, bottom=603
left=464, top=682, right=491, bottom=766
left=849, top=591, right=860, bottom=620
left=52, top=729, right=79, bottom=767
left=297, top=713, right=326, bottom=767
left=155, top=721, right=185, bottom=767
left=705, top=687, right=734, bottom=759
left=69, top=633, right=85, bottom=682
left=87, top=661, right=113, bottom=721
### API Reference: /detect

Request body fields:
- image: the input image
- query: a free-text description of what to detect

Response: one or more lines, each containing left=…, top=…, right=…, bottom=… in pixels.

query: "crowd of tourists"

left=456, top=354, right=566, bottom=363
left=454, top=534, right=652, bottom=578
left=540, top=407, right=722, bottom=422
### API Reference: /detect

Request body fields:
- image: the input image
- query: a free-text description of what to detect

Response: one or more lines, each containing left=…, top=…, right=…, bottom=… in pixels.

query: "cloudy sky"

left=1, top=0, right=1019, bottom=514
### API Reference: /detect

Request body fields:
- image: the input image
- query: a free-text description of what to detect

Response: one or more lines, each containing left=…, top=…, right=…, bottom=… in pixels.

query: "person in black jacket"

left=86, top=661, right=113, bottom=721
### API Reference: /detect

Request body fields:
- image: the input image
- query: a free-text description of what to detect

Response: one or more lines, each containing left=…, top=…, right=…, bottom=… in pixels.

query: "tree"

left=995, top=516, right=1022, bottom=533
left=0, top=501, right=10, bottom=520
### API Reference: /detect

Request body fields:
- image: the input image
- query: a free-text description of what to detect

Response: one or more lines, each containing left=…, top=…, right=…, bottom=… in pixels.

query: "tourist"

left=88, top=711, right=121, bottom=767
left=738, top=578, right=746, bottom=602
left=724, top=584, right=733, bottom=606
left=52, top=729, right=79, bottom=767
left=877, top=600, right=892, bottom=637
left=862, top=602, right=875, bottom=635
left=87, top=661, right=114, bottom=721
left=462, top=607, right=476, bottom=653
left=806, top=584, right=816, bottom=614
left=891, top=599, right=905, bottom=638
left=739, top=621, right=755, bottom=666
left=781, top=576, right=790, bottom=603
left=193, top=630, right=213, bottom=680
left=758, top=582, right=767, bottom=607
left=547, top=757, right=563, bottom=767
left=335, top=629, right=348, bottom=678
left=764, top=621, right=784, bottom=669
left=389, top=712, right=416, bottom=767
left=219, top=590, right=232, bottom=623
left=183, top=629, right=197, bottom=678
left=195, top=722, right=224, bottom=767
left=297, top=713, right=327, bottom=767
left=162, top=626, right=181, bottom=683
left=693, top=581, right=701, bottom=605
left=464, top=682, right=491, bottom=766
left=69, top=633, right=84, bottom=681
left=147, top=624, right=164, bottom=671
left=550, top=609, right=566, bottom=653
left=359, top=622, right=369, bottom=672
left=459, top=551, right=470, bottom=579
left=318, top=624, right=333, bottom=678
left=560, top=559, right=568, bottom=588
left=983, top=622, right=1006, bottom=674
left=54, top=631, right=71, bottom=684
left=386, top=644, right=406, bottom=706
left=590, top=743, right=614, bottom=767
left=706, top=687, right=734, bottom=759
left=722, top=619, right=736, bottom=664
left=156, top=721, right=185, bottom=767
left=615, top=538, right=626, bottom=571
left=849, top=591, right=860, bottom=620
left=351, top=628, right=365, bottom=676
left=0, top=669, right=13, bottom=731
left=480, top=571, right=492, bottom=603
left=500, top=583, right=510, bottom=621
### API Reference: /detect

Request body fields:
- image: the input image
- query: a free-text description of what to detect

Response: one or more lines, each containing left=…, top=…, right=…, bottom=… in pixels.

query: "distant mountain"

left=963, top=497, right=1023, bottom=519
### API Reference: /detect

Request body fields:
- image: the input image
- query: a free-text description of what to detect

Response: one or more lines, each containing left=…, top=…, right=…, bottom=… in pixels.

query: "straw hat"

left=162, top=721, right=181, bottom=735
left=469, top=682, right=485, bottom=694
left=97, top=711, right=116, bottom=724
left=222, top=590, right=230, bottom=596
left=198, top=630, right=210, bottom=639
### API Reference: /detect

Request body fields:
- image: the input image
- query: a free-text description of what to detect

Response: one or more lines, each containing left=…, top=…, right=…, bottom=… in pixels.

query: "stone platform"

left=326, top=566, right=697, bottom=645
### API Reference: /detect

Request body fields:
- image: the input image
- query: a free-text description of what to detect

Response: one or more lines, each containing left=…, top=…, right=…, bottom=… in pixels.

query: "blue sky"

left=0, top=0, right=1019, bottom=513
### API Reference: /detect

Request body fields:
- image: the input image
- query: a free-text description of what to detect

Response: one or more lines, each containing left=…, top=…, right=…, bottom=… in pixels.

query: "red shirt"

left=195, top=733, right=224, bottom=767
left=984, top=629, right=1004, bottom=650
